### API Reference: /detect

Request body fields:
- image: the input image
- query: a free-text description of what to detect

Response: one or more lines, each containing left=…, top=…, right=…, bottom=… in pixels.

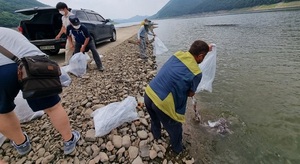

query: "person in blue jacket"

left=144, top=40, right=212, bottom=156
left=67, top=15, right=104, bottom=71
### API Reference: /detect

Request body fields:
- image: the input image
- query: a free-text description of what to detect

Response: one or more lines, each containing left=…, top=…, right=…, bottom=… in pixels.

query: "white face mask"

left=59, top=10, right=65, bottom=15
left=73, top=25, right=81, bottom=29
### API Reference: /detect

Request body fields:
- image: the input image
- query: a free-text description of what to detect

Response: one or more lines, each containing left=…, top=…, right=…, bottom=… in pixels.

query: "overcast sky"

left=37, top=0, right=170, bottom=19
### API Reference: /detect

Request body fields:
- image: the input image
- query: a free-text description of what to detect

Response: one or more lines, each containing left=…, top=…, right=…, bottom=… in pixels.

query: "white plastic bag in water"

left=14, top=91, right=44, bottom=123
left=60, top=67, right=72, bottom=87
left=196, top=44, right=217, bottom=93
left=68, top=52, right=87, bottom=77
left=91, top=96, right=139, bottom=137
left=153, top=37, right=168, bottom=55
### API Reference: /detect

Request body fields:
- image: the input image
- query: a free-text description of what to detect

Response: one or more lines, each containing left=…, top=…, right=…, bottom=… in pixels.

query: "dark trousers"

left=139, top=37, right=147, bottom=58
left=74, top=39, right=103, bottom=69
left=144, top=93, right=183, bottom=153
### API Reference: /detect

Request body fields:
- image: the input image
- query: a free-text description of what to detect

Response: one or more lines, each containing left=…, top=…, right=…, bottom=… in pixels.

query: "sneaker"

left=11, top=132, right=31, bottom=156
left=64, top=130, right=80, bottom=155
left=98, top=66, right=105, bottom=72
left=165, top=145, right=190, bottom=161
left=140, top=56, right=148, bottom=60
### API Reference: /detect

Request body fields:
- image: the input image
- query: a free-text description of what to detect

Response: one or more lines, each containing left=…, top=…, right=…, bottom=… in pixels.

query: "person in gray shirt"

left=137, top=19, right=156, bottom=60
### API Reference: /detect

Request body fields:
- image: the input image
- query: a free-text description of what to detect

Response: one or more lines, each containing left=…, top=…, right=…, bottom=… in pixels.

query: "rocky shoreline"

left=0, top=35, right=195, bottom=164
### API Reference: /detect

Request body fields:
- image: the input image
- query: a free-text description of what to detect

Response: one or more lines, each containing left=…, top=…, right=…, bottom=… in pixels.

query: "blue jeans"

left=144, top=93, right=183, bottom=153
left=74, top=39, right=103, bottom=69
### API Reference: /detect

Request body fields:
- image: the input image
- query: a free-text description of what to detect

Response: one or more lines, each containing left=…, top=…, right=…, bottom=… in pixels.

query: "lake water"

left=151, top=10, right=300, bottom=164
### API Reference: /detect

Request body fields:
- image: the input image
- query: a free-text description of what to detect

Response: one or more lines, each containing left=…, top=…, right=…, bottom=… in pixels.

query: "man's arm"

left=188, top=73, right=202, bottom=97
left=55, top=25, right=66, bottom=40
left=80, top=37, right=90, bottom=53
left=147, top=30, right=156, bottom=36
left=80, top=26, right=91, bottom=53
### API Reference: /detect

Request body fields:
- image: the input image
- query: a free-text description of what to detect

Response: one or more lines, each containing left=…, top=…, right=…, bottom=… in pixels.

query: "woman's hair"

left=56, top=2, right=68, bottom=10
left=189, top=40, right=209, bottom=56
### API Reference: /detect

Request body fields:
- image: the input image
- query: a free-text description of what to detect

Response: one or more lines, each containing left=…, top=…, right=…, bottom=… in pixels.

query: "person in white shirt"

left=55, top=2, right=74, bottom=65
left=0, top=27, right=80, bottom=156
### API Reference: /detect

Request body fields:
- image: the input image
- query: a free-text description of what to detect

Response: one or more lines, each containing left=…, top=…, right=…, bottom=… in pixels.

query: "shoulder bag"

left=0, top=45, right=62, bottom=99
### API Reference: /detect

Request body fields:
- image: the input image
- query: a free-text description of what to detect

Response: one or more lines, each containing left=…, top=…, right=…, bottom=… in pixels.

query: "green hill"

left=154, top=0, right=300, bottom=18
left=0, top=0, right=48, bottom=27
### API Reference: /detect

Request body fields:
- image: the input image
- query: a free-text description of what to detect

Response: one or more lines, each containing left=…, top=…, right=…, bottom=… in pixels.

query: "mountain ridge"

left=113, top=15, right=149, bottom=24
left=153, top=0, right=300, bottom=19
left=0, top=0, right=47, bottom=27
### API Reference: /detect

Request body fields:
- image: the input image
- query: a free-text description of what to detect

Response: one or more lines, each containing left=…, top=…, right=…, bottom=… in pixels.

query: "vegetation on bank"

left=0, top=0, right=47, bottom=27
left=153, top=0, right=300, bottom=18
left=251, top=1, right=300, bottom=10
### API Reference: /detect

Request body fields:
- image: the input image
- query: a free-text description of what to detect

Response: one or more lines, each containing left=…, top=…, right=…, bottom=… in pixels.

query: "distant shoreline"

left=154, top=2, right=300, bottom=21
left=228, top=4, right=300, bottom=15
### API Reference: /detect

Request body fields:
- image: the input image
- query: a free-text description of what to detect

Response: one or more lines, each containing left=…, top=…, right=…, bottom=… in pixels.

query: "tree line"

left=0, top=0, right=47, bottom=27
left=154, top=0, right=300, bottom=18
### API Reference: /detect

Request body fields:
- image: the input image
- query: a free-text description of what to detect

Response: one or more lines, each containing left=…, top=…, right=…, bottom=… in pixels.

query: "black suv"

left=15, top=7, right=116, bottom=55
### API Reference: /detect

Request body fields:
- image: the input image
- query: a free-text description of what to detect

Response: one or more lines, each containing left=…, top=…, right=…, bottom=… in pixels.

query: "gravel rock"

left=128, top=146, right=139, bottom=159
left=112, top=135, right=122, bottom=148
left=137, top=130, right=148, bottom=139
left=85, top=129, right=96, bottom=142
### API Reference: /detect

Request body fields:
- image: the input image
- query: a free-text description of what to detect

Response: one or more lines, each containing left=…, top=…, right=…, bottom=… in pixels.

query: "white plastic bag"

left=60, top=67, right=72, bottom=87
left=68, top=52, right=87, bottom=77
left=196, top=44, right=217, bottom=93
left=61, top=65, right=70, bottom=73
left=14, top=91, right=44, bottom=123
left=91, top=96, right=139, bottom=137
left=85, top=51, right=92, bottom=62
left=153, top=37, right=168, bottom=55
left=0, top=133, right=6, bottom=147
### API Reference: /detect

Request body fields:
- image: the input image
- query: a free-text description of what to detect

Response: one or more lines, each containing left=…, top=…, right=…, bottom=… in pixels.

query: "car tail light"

left=17, top=26, right=23, bottom=34
left=61, top=43, right=66, bottom=47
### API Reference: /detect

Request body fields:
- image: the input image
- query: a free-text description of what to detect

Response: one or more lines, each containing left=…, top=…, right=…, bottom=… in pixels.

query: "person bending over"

left=0, top=27, right=80, bottom=156
left=67, top=15, right=104, bottom=71
left=144, top=40, right=212, bottom=156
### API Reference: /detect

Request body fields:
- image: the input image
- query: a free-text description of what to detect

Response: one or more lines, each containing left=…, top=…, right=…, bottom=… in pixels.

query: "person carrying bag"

left=0, top=45, right=62, bottom=99
left=0, top=27, right=80, bottom=157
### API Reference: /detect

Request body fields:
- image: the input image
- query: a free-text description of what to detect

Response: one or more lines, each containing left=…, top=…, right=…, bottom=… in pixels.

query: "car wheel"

left=110, top=30, right=116, bottom=42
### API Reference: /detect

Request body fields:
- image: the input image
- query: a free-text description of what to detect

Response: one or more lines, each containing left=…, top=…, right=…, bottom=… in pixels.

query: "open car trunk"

left=18, top=12, right=63, bottom=40
left=15, top=7, right=67, bottom=55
